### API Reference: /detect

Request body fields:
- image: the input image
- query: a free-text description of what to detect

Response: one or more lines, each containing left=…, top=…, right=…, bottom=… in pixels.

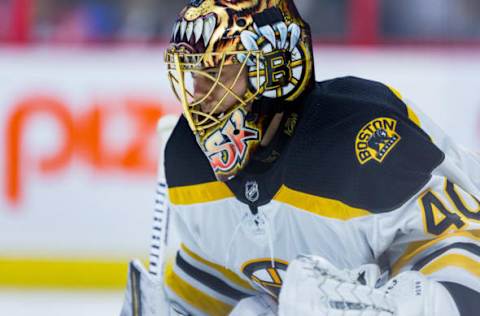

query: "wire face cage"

left=165, top=49, right=264, bottom=135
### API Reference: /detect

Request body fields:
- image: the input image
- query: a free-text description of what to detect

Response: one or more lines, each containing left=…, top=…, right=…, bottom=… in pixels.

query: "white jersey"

left=158, top=77, right=480, bottom=316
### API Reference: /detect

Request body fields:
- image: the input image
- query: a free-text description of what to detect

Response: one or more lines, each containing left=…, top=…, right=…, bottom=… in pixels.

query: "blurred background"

left=1, top=0, right=479, bottom=315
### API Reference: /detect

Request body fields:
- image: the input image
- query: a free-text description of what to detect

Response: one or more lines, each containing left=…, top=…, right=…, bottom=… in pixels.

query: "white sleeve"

left=405, top=100, right=480, bottom=190
left=375, top=172, right=480, bottom=315
left=367, top=89, right=480, bottom=315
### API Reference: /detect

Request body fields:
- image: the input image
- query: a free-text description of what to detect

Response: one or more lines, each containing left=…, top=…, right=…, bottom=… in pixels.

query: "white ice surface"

left=0, top=289, right=123, bottom=316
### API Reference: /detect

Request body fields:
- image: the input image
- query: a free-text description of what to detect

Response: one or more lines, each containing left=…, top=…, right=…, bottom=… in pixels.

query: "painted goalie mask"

left=165, top=0, right=314, bottom=181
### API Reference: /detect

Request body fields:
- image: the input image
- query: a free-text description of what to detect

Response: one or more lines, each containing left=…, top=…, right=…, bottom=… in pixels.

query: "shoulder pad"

left=319, top=76, right=408, bottom=114
left=286, top=82, right=444, bottom=213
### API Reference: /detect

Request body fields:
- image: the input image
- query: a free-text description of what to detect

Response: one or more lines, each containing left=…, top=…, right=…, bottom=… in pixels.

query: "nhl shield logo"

left=245, top=181, right=259, bottom=203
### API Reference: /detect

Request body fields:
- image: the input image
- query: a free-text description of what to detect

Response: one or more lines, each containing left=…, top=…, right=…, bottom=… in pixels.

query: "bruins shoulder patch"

left=355, top=117, right=401, bottom=165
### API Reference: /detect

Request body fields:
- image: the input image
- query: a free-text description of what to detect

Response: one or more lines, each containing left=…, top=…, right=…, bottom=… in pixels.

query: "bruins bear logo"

left=368, top=129, right=392, bottom=152
left=355, top=118, right=401, bottom=165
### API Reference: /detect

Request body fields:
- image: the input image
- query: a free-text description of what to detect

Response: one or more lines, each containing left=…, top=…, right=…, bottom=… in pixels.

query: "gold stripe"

left=0, top=257, right=132, bottom=289
left=391, top=230, right=480, bottom=275
left=420, top=253, right=480, bottom=277
left=387, top=85, right=403, bottom=100
left=267, top=268, right=282, bottom=285
left=273, top=186, right=371, bottom=220
left=406, top=106, right=421, bottom=127
left=169, top=182, right=234, bottom=205
left=240, top=257, right=289, bottom=270
left=181, top=244, right=255, bottom=291
left=387, top=85, right=421, bottom=127
left=164, top=260, right=233, bottom=316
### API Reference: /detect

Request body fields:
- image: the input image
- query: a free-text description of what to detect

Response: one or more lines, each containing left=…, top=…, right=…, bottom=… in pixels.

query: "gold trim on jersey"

left=391, top=230, right=480, bottom=275
left=164, top=259, right=234, bottom=316
left=169, top=182, right=234, bottom=205
left=273, top=185, right=371, bottom=220
left=420, top=253, right=480, bottom=277
left=387, top=85, right=421, bottom=128
left=406, top=106, right=421, bottom=128
left=181, top=244, right=255, bottom=292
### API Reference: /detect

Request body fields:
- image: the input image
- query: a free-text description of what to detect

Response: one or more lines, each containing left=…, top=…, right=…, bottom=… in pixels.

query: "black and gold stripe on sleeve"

left=411, top=242, right=480, bottom=274
left=175, top=252, right=250, bottom=302
left=164, top=245, right=257, bottom=316
left=164, top=259, right=232, bottom=316
left=391, top=231, right=480, bottom=275
left=391, top=232, right=480, bottom=316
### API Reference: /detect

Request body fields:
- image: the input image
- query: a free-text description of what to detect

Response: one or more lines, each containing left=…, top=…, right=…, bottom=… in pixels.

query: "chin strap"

left=249, top=98, right=289, bottom=120
left=249, top=81, right=313, bottom=120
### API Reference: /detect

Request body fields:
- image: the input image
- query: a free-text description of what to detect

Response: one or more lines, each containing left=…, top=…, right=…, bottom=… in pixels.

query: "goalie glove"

left=279, top=255, right=395, bottom=316
left=120, top=260, right=189, bottom=316
left=383, top=271, right=460, bottom=316
left=278, top=255, right=460, bottom=316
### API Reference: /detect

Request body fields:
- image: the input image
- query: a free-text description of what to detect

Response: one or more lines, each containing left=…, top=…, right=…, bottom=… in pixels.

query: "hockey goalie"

left=121, top=0, right=480, bottom=315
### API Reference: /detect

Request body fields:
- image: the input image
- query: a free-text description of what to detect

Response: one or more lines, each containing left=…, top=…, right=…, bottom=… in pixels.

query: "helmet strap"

left=250, top=97, right=290, bottom=117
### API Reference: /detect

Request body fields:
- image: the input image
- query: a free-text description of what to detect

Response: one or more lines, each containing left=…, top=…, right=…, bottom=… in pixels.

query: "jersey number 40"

left=420, top=180, right=480, bottom=236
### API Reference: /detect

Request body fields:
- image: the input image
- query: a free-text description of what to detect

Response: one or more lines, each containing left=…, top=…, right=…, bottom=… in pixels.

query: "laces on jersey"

left=224, top=207, right=276, bottom=269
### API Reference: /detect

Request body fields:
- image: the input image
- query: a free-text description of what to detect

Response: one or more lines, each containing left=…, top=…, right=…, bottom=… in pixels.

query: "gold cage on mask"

left=165, top=48, right=265, bottom=136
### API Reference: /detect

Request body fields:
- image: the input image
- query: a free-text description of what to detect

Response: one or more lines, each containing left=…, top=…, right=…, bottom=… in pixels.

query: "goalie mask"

left=165, top=0, right=314, bottom=181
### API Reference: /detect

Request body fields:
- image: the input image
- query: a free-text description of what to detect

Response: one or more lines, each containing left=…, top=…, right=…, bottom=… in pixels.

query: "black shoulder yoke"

left=284, top=76, right=445, bottom=213
left=164, top=76, right=445, bottom=213
left=164, top=116, right=216, bottom=188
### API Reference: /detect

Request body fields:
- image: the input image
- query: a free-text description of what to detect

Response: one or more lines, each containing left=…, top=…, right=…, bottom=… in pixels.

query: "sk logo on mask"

left=203, top=109, right=260, bottom=176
